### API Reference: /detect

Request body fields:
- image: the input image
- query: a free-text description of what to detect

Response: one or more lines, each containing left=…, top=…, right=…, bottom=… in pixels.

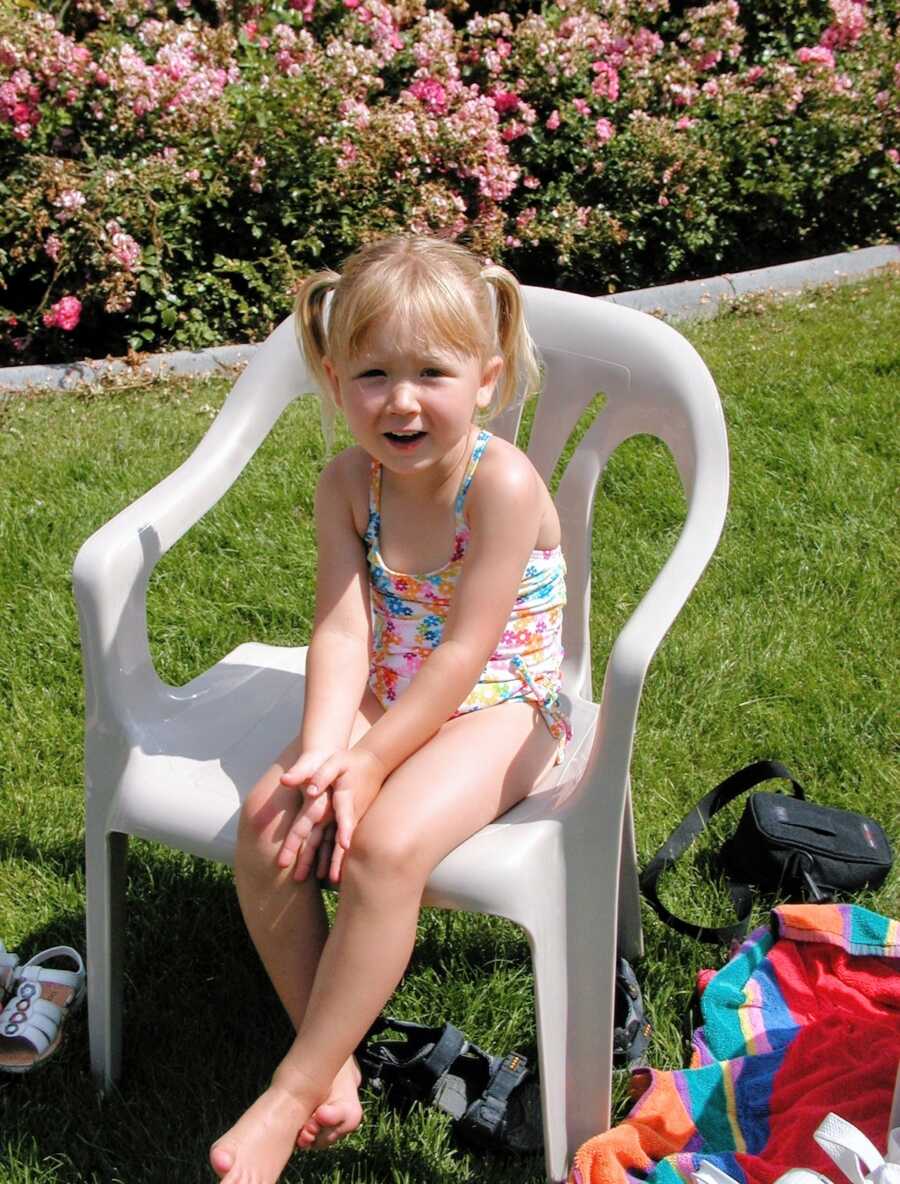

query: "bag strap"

left=639, top=759, right=805, bottom=944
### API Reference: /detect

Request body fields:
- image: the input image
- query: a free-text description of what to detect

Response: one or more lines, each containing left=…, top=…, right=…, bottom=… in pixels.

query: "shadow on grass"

left=1, top=847, right=548, bottom=1184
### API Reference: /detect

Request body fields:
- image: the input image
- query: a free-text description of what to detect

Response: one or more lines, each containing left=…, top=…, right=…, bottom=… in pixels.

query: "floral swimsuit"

left=365, top=429, right=572, bottom=759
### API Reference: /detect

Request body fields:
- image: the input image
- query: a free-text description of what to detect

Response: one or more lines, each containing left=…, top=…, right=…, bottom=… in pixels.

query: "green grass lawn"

left=0, top=271, right=898, bottom=1183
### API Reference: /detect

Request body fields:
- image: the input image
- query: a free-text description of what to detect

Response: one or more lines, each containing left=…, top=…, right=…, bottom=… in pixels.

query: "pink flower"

left=594, top=117, right=614, bottom=143
left=591, top=61, right=619, bottom=102
left=110, top=231, right=142, bottom=270
left=408, top=77, right=447, bottom=114
left=702, top=79, right=719, bottom=97
left=490, top=90, right=519, bottom=116
left=42, top=296, right=82, bottom=331
left=343, top=0, right=360, bottom=6
left=886, top=149, right=899, bottom=165
left=675, top=116, right=695, bottom=129
left=797, top=46, right=835, bottom=68
left=545, top=109, right=560, bottom=131
left=572, top=97, right=590, bottom=117
left=658, top=194, right=670, bottom=207
left=44, top=234, right=62, bottom=261
left=746, top=65, right=765, bottom=84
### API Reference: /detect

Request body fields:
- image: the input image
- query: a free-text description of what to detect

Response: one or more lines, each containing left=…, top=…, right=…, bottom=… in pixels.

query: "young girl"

left=210, top=235, right=570, bottom=1184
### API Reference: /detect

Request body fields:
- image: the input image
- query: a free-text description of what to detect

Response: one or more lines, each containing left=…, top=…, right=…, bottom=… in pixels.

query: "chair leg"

left=616, top=784, right=644, bottom=962
left=530, top=882, right=616, bottom=1182
left=85, top=827, right=128, bottom=1091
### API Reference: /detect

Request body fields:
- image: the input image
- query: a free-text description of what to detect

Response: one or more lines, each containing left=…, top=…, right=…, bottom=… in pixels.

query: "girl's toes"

left=209, top=1141, right=236, bottom=1178
left=297, top=1119, right=321, bottom=1149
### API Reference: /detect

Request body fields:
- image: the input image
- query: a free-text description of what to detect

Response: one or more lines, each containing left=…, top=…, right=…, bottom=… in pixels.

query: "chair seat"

left=107, top=641, right=599, bottom=891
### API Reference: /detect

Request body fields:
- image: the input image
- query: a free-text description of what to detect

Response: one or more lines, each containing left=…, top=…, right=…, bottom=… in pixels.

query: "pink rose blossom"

left=408, top=77, right=447, bottom=114
left=573, top=97, right=590, bottom=117
left=658, top=194, right=670, bottom=207
left=594, top=117, right=614, bottom=143
left=746, top=65, right=765, bottom=83
left=886, top=149, right=899, bottom=165
left=675, top=116, right=695, bottom=129
left=110, top=230, right=142, bottom=270
left=44, top=234, right=62, bottom=261
left=797, top=46, right=835, bottom=69
left=490, top=90, right=519, bottom=116
left=545, top=109, right=561, bottom=131
left=43, top=295, right=82, bottom=331
left=591, top=61, right=619, bottom=102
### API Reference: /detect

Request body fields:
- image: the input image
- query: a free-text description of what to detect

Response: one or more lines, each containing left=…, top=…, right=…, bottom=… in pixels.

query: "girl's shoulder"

left=470, top=434, right=560, bottom=549
left=317, top=446, right=372, bottom=539
left=474, top=434, right=543, bottom=502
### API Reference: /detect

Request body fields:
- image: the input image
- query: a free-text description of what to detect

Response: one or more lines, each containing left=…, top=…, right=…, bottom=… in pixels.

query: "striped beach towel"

left=570, top=905, right=900, bottom=1184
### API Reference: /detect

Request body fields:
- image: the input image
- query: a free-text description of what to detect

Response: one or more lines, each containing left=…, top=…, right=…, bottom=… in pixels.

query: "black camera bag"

left=640, top=760, right=893, bottom=944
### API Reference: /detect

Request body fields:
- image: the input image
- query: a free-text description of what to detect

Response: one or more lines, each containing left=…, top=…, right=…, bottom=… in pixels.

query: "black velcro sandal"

left=357, top=1017, right=543, bottom=1154
left=454, top=1047, right=543, bottom=1154
left=613, top=957, right=652, bottom=1070
left=356, top=1016, right=469, bottom=1106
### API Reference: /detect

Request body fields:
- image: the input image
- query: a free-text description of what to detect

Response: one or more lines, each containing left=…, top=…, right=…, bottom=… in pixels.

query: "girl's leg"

left=211, top=702, right=556, bottom=1184
left=229, top=689, right=383, bottom=1156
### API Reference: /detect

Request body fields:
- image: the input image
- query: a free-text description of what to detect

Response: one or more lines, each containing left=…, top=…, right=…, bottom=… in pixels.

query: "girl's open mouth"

left=384, top=431, right=426, bottom=448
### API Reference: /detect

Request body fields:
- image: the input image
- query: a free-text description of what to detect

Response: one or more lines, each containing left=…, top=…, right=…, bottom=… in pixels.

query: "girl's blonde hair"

left=294, top=236, right=541, bottom=439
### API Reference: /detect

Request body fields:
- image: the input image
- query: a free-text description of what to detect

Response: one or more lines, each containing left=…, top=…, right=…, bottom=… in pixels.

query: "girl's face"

left=324, top=316, right=502, bottom=477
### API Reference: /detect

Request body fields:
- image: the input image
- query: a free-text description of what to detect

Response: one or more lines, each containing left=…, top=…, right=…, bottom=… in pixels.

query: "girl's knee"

left=343, top=815, right=428, bottom=887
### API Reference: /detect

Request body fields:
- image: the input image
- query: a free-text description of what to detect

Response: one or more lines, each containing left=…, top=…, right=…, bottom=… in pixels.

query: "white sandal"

left=0, top=941, right=19, bottom=1000
left=0, top=946, right=86, bottom=1073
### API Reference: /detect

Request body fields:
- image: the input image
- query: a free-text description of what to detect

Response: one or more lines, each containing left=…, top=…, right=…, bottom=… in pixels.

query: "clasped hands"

left=276, top=747, right=387, bottom=884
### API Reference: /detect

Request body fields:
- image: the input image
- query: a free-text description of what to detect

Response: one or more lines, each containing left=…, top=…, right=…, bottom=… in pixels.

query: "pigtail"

left=294, top=269, right=340, bottom=446
left=481, top=264, right=541, bottom=415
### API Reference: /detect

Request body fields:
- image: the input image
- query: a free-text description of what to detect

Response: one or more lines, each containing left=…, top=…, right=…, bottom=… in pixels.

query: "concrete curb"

left=601, top=243, right=898, bottom=320
left=1, top=243, right=896, bottom=395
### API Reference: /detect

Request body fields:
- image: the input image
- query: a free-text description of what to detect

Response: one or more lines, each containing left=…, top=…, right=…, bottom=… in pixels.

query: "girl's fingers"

left=277, top=794, right=330, bottom=868
left=294, top=821, right=326, bottom=881
left=307, top=753, right=348, bottom=798
left=280, top=749, right=331, bottom=789
left=329, top=840, right=346, bottom=884
left=332, top=789, right=355, bottom=851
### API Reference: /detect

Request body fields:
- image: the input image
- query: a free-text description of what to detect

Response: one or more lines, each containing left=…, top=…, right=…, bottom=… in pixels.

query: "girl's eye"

left=356, top=369, right=385, bottom=379
left=422, top=368, right=444, bottom=378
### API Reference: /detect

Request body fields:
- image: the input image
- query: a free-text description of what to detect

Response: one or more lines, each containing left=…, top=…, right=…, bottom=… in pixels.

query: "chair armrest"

left=73, top=316, right=310, bottom=727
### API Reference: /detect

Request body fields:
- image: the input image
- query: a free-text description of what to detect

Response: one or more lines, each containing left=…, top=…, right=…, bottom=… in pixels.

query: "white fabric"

left=692, top=1107, right=900, bottom=1184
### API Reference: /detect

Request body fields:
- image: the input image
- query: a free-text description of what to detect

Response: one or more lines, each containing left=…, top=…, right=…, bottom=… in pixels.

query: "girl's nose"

left=387, top=380, right=420, bottom=413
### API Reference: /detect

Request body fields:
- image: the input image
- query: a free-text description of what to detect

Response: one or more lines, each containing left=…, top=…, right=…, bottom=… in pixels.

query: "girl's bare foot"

left=296, top=1057, right=363, bottom=1151
left=210, top=1078, right=319, bottom=1184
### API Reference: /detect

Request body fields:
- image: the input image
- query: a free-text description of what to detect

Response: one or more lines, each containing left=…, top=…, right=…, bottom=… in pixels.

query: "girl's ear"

left=476, top=354, right=504, bottom=410
left=322, top=357, right=343, bottom=409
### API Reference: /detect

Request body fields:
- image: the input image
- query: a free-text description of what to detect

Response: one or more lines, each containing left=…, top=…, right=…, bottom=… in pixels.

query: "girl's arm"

left=306, top=443, right=549, bottom=853
left=285, top=450, right=373, bottom=767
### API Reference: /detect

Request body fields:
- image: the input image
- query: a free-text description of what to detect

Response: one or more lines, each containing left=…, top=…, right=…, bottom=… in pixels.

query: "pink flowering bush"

left=0, top=0, right=896, bottom=365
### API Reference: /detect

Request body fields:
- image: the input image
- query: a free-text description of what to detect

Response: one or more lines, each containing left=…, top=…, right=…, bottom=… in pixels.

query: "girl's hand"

left=306, top=748, right=388, bottom=862
left=276, top=749, right=340, bottom=882
left=277, top=790, right=339, bottom=882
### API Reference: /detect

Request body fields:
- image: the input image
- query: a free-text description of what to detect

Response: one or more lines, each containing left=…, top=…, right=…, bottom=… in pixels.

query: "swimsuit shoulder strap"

left=454, top=429, right=492, bottom=517
left=365, top=459, right=382, bottom=547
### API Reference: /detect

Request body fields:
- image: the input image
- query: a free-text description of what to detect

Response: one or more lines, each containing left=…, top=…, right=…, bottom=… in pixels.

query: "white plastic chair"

left=74, top=287, right=728, bottom=1183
